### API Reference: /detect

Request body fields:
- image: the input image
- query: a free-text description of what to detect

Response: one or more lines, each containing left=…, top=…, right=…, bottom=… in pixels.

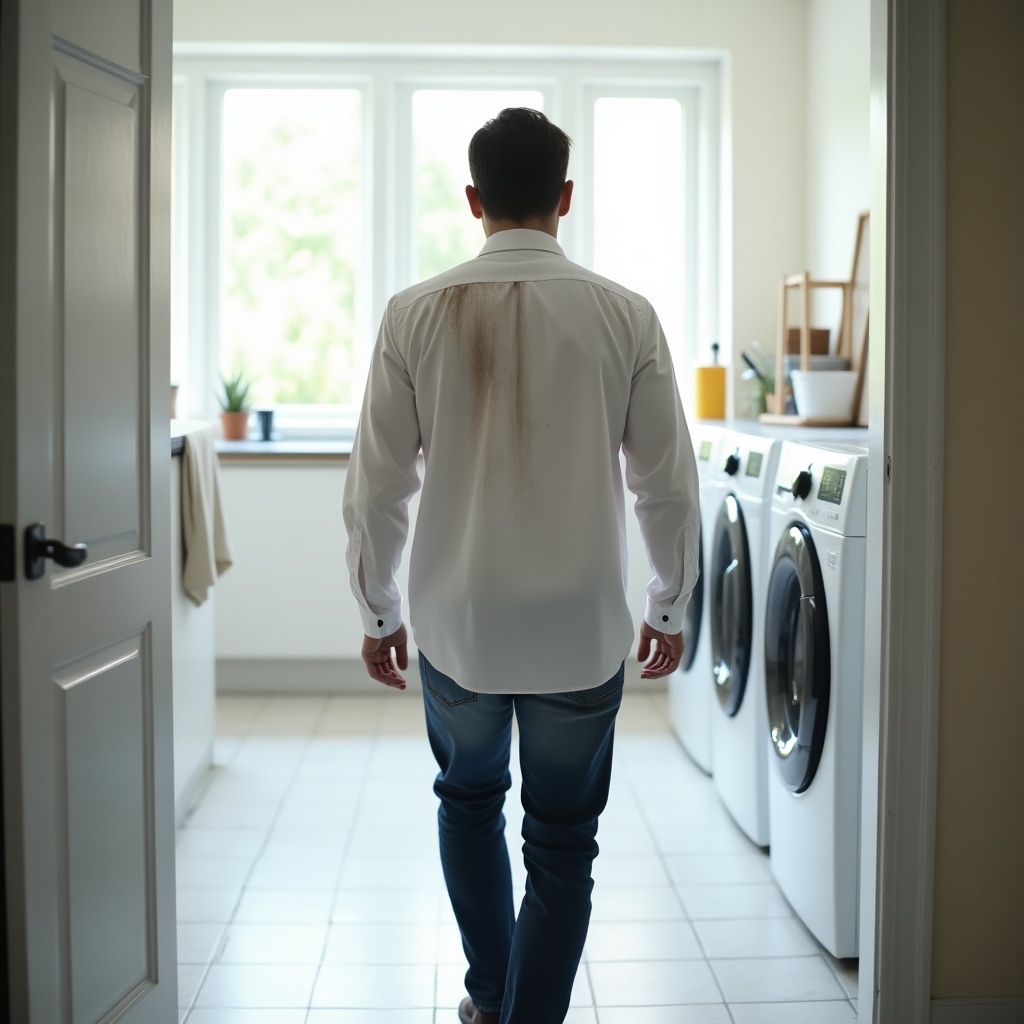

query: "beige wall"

left=932, top=0, right=1024, bottom=999
left=804, top=0, right=869, bottom=335
left=173, top=0, right=808, bottom=413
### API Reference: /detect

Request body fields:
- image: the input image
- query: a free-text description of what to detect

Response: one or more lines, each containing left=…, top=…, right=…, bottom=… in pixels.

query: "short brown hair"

left=468, top=108, right=572, bottom=222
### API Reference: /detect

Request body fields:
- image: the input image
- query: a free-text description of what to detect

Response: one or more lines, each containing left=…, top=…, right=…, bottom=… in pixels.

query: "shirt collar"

left=478, top=228, right=566, bottom=258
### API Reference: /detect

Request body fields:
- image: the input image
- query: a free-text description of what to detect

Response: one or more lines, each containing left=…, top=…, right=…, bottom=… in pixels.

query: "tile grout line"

left=620, top=701, right=855, bottom=1018
left=589, top=724, right=735, bottom=1022
left=304, top=693, right=381, bottom=1015
left=582, top=954, right=599, bottom=1023
left=186, top=695, right=331, bottom=1014
left=176, top=694, right=271, bottom=1021
left=618, top=737, right=735, bottom=1023
left=374, top=690, right=445, bottom=1020
left=820, top=947, right=860, bottom=1013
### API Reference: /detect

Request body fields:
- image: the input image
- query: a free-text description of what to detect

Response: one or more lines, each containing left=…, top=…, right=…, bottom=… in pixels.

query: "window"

left=171, top=49, right=724, bottom=433
left=411, top=88, right=545, bottom=282
left=592, top=95, right=688, bottom=372
left=220, top=88, right=363, bottom=407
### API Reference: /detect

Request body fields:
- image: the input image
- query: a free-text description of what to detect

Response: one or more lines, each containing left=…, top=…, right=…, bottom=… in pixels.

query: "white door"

left=0, top=0, right=177, bottom=1021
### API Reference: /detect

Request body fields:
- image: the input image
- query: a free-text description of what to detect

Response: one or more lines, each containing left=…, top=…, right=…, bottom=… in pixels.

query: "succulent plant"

left=218, top=368, right=253, bottom=413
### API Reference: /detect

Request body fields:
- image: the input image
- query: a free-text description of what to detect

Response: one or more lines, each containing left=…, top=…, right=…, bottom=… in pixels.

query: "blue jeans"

left=419, top=653, right=624, bottom=1024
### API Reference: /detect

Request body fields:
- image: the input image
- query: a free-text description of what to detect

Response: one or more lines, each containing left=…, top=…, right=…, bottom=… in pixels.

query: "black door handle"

left=24, top=523, right=88, bottom=580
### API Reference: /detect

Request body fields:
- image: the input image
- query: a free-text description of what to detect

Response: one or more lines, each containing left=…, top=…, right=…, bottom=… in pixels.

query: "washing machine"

left=668, top=423, right=723, bottom=774
left=764, top=441, right=869, bottom=958
left=706, top=430, right=781, bottom=847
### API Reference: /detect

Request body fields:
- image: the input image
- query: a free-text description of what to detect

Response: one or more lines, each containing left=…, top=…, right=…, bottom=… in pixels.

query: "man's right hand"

left=360, top=624, right=409, bottom=689
left=636, top=621, right=684, bottom=679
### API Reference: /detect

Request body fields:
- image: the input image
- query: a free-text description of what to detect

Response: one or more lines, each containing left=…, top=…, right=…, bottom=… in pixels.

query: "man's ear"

left=558, top=180, right=574, bottom=217
left=466, top=185, right=484, bottom=220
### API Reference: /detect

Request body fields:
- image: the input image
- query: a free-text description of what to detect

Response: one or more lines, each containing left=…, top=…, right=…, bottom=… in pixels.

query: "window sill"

left=215, top=437, right=353, bottom=462
left=171, top=419, right=354, bottom=461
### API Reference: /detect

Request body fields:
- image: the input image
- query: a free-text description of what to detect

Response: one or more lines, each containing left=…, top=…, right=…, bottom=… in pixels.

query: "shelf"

left=758, top=413, right=856, bottom=427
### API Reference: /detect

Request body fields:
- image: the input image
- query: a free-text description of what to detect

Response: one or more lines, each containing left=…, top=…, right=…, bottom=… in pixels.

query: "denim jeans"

left=419, top=653, right=624, bottom=1024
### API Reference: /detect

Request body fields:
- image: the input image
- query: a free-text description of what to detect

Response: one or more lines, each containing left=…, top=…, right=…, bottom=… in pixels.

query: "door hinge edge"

left=0, top=523, right=14, bottom=582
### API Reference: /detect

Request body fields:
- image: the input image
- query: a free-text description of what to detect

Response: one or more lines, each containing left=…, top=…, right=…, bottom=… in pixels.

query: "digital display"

left=745, top=451, right=764, bottom=479
left=699, top=440, right=713, bottom=461
left=817, top=466, right=848, bottom=505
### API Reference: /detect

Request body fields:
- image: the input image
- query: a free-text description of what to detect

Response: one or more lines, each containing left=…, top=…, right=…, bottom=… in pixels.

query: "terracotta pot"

left=220, top=410, right=250, bottom=440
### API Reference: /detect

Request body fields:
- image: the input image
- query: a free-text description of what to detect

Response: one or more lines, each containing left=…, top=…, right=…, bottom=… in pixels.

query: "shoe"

left=458, top=996, right=500, bottom=1024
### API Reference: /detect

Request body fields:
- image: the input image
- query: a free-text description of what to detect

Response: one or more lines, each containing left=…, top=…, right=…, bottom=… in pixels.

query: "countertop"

left=171, top=420, right=354, bottom=460
left=171, top=416, right=867, bottom=459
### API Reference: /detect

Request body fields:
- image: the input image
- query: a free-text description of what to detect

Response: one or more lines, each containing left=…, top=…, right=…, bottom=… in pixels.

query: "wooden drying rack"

left=759, top=211, right=870, bottom=427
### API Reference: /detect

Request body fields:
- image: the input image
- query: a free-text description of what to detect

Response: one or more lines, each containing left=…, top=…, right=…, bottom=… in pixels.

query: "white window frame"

left=170, top=73, right=190, bottom=411
left=392, top=78, right=558, bottom=293
left=576, top=82, right=708, bottom=381
left=172, top=44, right=727, bottom=435
left=206, top=73, right=373, bottom=435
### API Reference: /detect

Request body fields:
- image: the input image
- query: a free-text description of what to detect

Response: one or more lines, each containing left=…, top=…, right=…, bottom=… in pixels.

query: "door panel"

left=59, top=632, right=153, bottom=1021
left=59, top=52, right=146, bottom=564
left=52, top=0, right=143, bottom=77
left=0, top=0, right=176, bottom=1021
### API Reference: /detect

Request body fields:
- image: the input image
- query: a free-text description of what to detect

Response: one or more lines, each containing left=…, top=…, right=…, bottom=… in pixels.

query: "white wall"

left=803, top=0, right=871, bottom=339
left=174, top=0, right=809, bottom=415
left=171, top=446, right=215, bottom=821
left=216, top=463, right=390, bottom=660
left=217, top=460, right=655, bottom=679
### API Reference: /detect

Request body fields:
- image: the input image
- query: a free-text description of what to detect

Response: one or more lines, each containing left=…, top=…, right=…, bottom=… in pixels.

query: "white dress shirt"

left=343, top=228, right=699, bottom=694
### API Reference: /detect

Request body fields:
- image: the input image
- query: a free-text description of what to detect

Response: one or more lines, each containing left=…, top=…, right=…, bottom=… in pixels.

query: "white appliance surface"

left=695, top=419, right=869, bottom=447
left=764, top=440, right=869, bottom=958
left=706, top=430, right=781, bottom=846
left=667, top=423, right=723, bottom=774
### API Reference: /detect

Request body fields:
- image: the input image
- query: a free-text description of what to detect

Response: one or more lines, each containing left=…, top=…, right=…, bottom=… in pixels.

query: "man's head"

left=467, top=108, right=572, bottom=225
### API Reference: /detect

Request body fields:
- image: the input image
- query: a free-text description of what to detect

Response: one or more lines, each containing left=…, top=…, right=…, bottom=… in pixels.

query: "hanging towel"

left=181, top=425, right=233, bottom=606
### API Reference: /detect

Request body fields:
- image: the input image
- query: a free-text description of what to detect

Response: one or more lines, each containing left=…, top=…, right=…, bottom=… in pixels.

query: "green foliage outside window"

left=221, top=90, right=362, bottom=407
left=416, top=158, right=478, bottom=282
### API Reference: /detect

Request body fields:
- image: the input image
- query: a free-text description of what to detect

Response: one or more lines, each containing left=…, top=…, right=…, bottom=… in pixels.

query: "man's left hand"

left=361, top=624, right=409, bottom=689
left=637, top=621, right=684, bottom=679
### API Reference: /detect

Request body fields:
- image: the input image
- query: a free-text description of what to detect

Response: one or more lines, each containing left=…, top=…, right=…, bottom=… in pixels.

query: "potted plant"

left=740, top=341, right=777, bottom=416
left=218, top=368, right=253, bottom=440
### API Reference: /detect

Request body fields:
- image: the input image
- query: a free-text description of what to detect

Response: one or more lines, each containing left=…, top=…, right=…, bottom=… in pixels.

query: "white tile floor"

left=176, top=690, right=858, bottom=1023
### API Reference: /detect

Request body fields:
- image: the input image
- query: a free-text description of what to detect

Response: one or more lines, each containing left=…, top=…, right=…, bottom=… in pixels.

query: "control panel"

left=772, top=441, right=868, bottom=538
left=717, top=433, right=781, bottom=501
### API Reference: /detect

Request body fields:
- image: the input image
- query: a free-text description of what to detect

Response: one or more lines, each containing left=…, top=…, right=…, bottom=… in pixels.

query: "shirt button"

left=377, top=619, right=384, bottom=627
left=662, top=615, right=669, bottom=623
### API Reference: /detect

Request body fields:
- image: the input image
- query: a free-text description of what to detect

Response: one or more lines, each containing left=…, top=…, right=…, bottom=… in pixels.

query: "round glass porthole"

left=710, top=495, right=752, bottom=718
left=764, top=522, right=831, bottom=793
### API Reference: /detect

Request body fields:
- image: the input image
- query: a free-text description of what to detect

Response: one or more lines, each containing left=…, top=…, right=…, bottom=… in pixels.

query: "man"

left=343, top=107, right=699, bottom=1024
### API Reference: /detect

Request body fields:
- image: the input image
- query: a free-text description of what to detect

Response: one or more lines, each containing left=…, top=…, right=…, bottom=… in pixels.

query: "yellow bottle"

left=694, top=342, right=727, bottom=420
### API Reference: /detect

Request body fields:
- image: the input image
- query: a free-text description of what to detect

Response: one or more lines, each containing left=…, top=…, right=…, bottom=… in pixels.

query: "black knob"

left=791, top=470, right=813, bottom=500
left=24, top=523, right=88, bottom=580
left=724, top=452, right=740, bottom=476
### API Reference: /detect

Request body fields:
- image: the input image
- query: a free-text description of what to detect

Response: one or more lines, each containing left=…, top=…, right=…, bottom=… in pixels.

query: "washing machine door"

left=710, top=495, right=752, bottom=717
left=680, top=522, right=705, bottom=671
left=764, top=522, right=832, bottom=794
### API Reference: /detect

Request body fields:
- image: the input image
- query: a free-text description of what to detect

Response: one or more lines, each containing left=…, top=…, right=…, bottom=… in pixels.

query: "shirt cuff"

left=359, top=600, right=404, bottom=638
left=645, top=594, right=690, bottom=636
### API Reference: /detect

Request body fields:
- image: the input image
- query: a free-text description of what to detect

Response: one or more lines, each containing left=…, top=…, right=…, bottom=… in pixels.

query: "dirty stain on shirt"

left=442, top=281, right=531, bottom=498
